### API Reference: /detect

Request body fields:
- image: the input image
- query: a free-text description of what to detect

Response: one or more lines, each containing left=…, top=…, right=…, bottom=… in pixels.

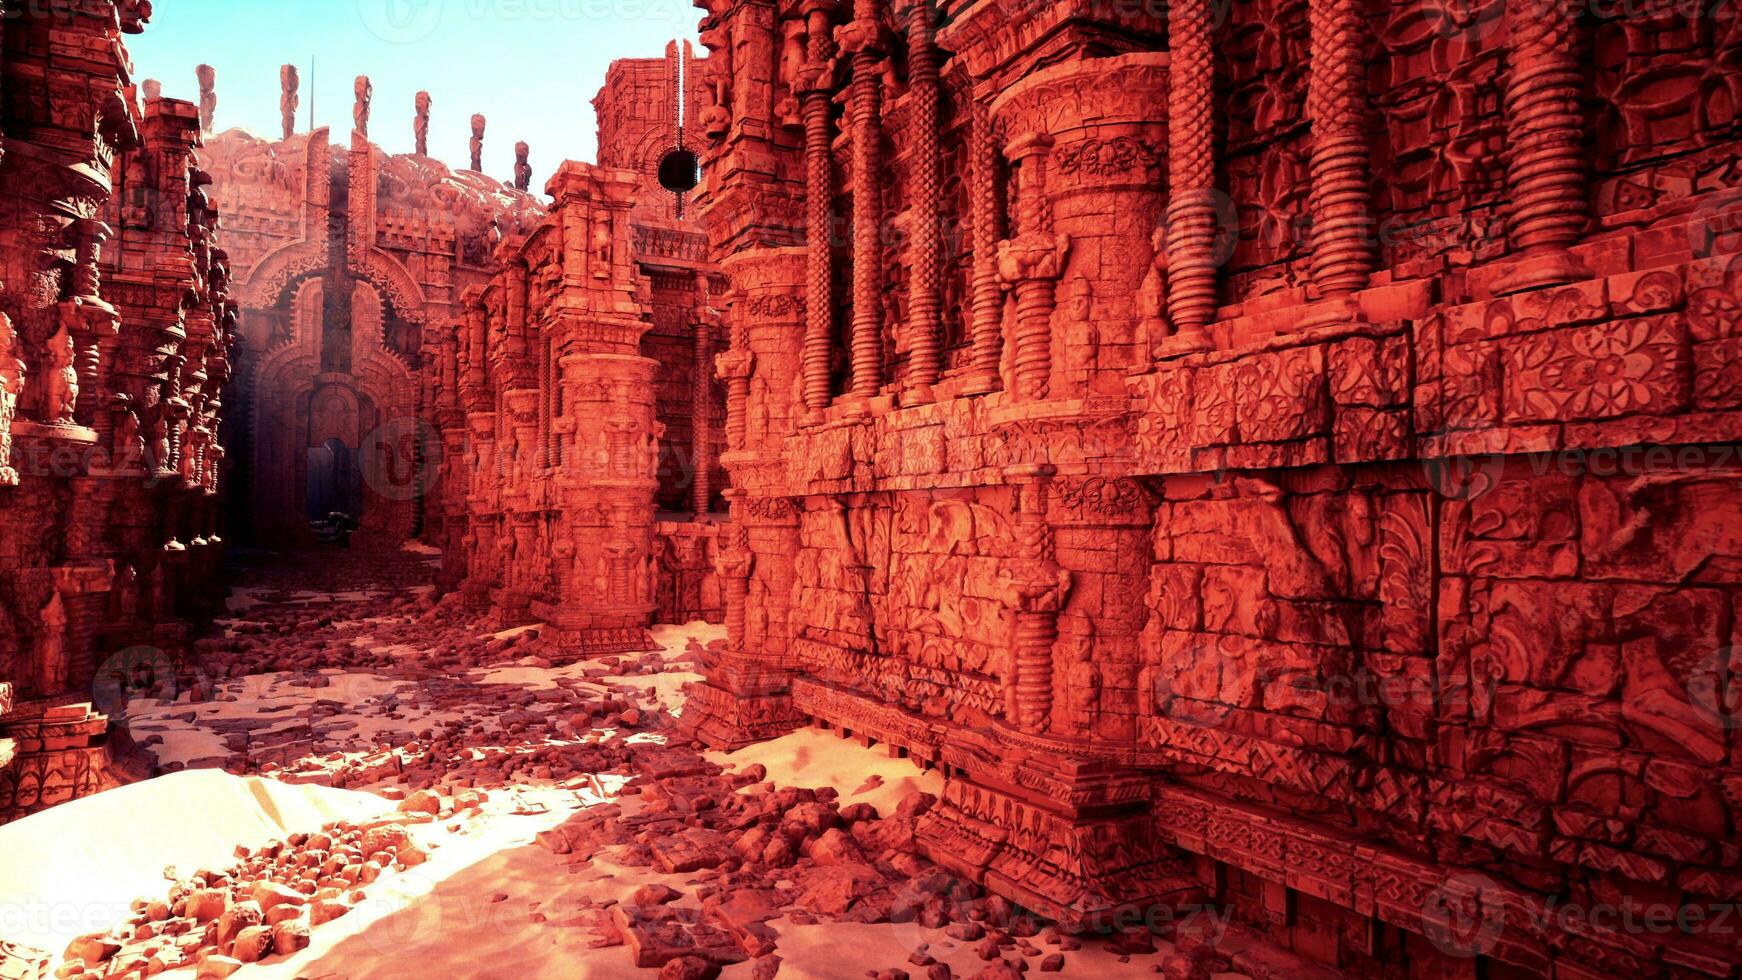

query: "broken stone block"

left=230, top=925, right=273, bottom=963
left=652, top=828, right=731, bottom=874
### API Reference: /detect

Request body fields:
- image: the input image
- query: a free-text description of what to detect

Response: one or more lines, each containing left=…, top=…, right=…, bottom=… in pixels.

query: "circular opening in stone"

left=657, top=149, right=701, bottom=193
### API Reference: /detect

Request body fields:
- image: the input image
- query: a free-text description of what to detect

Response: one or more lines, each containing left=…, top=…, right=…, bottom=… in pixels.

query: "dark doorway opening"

left=306, top=437, right=362, bottom=522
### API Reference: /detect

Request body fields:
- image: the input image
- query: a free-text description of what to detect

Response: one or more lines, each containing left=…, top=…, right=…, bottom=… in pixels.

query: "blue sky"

left=128, top=0, right=700, bottom=192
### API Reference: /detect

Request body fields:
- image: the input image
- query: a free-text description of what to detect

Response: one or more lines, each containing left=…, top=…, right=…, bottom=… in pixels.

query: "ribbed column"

left=718, top=518, right=752, bottom=652
left=1004, top=470, right=1070, bottom=736
left=800, top=0, right=838, bottom=418
left=839, top=0, right=886, bottom=402
left=537, top=335, right=552, bottom=469
left=691, top=275, right=713, bottom=516
left=720, top=346, right=752, bottom=455
left=69, top=219, right=118, bottom=430
left=1164, top=0, right=1217, bottom=351
left=902, top=0, right=943, bottom=403
left=462, top=300, right=489, bottom=411
left=1306, top=0, right=1376, bottom=314
left=963, top=96, right=1003, bottom=394
left=1496, top=0, right=1590, bottom=293
left=998, top=133, right=1068, bottom=402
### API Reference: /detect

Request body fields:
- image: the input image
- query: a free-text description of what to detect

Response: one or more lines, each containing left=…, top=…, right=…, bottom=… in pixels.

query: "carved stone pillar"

left=460, top=292, right=491, bottom=415
left=838, top=0, right=887, bottom=403
left=691, top=274, right=714, bottom=516
left=68, top=219, right=121, bottom=431
left=997, top=134, right=1068, bottom=402
left=962, top=95, right=1004, bottom=395
left=1162, top=0, right=1217, bottom=354
left=720, top=347, right=753, bottom=455
left=461, top=412, right=499, bottom=605
left=1003, top=466, right=1070, bottom=735
left=0, top=314, right=20, bottom=487
left=686, top=246, right=807, bottom=749
left=718, top=510, right=752, bottom=652
left=1304, top=0, right=1376, bottom=323
left=900, top=0, right=943, bottom=403
left=1495, top=0, right=1591, bottom=293
left=799, top=0, right=838, bottom=420
left=989, top=54, right=1169, bottom=397
left=533, top=163, right=657, bottom=657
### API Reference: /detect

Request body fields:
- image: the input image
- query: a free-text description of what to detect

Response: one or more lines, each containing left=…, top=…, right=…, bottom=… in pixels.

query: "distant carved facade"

left=681, top=0, right=1742, bottom=975
left=204, top=78, right=544, bottom=551
left=0, top=1, right=235, bottom=821
left=432, top=55, right=727, bottom=648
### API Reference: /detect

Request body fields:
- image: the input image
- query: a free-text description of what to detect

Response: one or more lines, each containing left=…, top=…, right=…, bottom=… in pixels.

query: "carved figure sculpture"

left=1138, top=224, right=1172, bottom=353
left=414, top=91, right=432, bottom=155
left=775, top=17, right=807, bottom=129
left=353, top=75, right=373, bottom=137
left=114, top=398, right=144, bottom=470
left=699, top=25, right=733, bottom=139
left=470, top=113, right=487, bottom=172
left=34, top=593, right=68, bottom=698
left=1061, top=627, right=1101, bottom=736
left=150, top=415, right=170, bottom=473
left=279, top=64, right=299, bottom=141
left=514, top=141, right=532, bottom=192
left=0, top=315, right=23, bottom=485
left=41, top=324, right=78, bottom=424
left=195, top=64, right=215, bottom=131
left=591, top=214, right=613, bottom=279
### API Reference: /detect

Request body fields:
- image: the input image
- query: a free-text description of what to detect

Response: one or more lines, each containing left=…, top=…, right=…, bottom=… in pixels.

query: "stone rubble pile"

left=537, top=742, right=1259, bottom=980
left=37, top=553, right=1319, bottom=979
left=53, top=807, right=440, bottom=980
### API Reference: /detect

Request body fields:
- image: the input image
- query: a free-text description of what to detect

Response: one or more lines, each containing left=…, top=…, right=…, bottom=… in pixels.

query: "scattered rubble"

left=12, top=554, right=1286, bottom=978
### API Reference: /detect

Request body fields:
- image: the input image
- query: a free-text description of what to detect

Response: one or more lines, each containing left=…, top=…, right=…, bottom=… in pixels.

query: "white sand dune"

left=0, top=770, right=391, bottom=955
left=710, top=726, right=945, bottom=818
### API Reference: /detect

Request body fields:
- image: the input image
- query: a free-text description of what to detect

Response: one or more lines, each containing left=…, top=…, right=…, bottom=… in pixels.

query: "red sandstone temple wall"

left=0, top=1, right=234, bottom=822
left=202, top=95, right=544, bottom=552
left=680, top=0, right=1742, bottom=975
left=423, top=55, right=729, bottom=640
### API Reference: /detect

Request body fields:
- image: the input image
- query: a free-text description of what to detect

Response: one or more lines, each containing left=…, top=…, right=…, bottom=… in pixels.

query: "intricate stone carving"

left=279, top=64, right=299, bottom=141
left=195, top=63, right=215, bottom=132
left=414, top=90, right=432, bottom=156
left=353, top=75, right=372, bottom=137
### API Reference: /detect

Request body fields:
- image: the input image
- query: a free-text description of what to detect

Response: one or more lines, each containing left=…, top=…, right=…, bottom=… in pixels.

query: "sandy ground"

left=0, top=740, right=1175, bottom=980
left=0, top=553, right=1291, bottom=980
left=0, top=772, right=391, bottom=955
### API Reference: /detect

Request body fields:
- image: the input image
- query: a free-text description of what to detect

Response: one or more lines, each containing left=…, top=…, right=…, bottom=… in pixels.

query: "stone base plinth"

left=487, top=588, right=538, bottom=629
left=791, top=676, right=1202, bottom=932
left=531, top=597, right=656, bottom=661
left=914, top=771, right=1204, bottom=933
left=680, top=676, right=806, bottom=750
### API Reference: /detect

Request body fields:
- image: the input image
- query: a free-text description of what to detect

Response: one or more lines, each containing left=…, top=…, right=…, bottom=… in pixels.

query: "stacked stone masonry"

left=202, top=79, right=544, bottom=552
left=0, top=0, right=234, bottom=821
left=427, top=53, right=729, bottom=644
left=203, top=54, right=726, bottom=641
left=679, top=0, right=1742, bottom=976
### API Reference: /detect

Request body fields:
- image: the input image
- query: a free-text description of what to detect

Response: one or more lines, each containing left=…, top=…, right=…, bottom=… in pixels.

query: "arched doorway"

left=305, top=436, right=361, bottom=522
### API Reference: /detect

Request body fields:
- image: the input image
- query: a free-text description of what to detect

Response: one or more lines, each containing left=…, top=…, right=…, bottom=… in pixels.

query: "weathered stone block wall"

left=683, top=0, right=1742, bottom=973
left=0, top=1, right=238, bottom=823
left=204, top=92, right=543, bottom=550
